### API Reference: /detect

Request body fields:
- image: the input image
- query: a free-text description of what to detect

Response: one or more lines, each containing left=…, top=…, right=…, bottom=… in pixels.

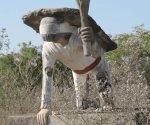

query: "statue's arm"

left=40, top=43, right=56, bottom=109
left=76, top=0, right=93, bottom=56
left=37, top=69, right=52, bottom=125
left=37, top=44, right=55, bottom=125
left=40, top=75, right=52, bottom=109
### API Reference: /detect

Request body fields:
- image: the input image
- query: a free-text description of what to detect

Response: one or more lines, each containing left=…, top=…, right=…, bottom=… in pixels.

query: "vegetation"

left=107, top=25, right=150, bottom=85
left=0, top=25, right=150, bottom=124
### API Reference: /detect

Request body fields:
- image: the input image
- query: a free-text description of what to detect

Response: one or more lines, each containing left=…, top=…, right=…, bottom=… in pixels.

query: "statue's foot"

left=77, top=99, right=100, bottom=111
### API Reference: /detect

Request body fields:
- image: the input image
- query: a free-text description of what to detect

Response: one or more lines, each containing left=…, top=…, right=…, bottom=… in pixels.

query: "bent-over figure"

left=38, top=17, right=114, bottom=125
left=22, top=8, right=117, bottom=125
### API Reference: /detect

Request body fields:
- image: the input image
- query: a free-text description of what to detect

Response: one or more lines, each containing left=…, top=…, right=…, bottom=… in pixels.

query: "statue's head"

left=39, top=17, right=75, bottom=44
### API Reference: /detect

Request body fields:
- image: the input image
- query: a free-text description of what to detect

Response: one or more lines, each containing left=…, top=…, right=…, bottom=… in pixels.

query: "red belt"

left=74, top=56, right=101, bottom=74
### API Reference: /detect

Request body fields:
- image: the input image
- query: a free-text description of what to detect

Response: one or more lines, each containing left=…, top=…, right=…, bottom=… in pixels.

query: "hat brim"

left=22, top=8, right=117, bottom=52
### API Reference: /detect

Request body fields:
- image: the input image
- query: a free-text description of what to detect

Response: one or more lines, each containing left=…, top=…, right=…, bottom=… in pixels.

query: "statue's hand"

left=79, top=26, right=94, bottom=43
left=37, top=109, right=51, bottom=125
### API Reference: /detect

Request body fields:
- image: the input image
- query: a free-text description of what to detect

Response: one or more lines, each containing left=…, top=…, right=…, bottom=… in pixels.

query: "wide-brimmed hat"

left=22, top=8, right=117, bottom=52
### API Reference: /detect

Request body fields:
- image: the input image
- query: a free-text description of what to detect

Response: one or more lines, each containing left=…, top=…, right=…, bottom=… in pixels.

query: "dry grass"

left=0, top=34, right=150, bottom=125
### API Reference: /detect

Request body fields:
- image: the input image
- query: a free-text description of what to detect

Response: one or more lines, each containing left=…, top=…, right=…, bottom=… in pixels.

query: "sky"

left=0, top=0, right=150, bottom=51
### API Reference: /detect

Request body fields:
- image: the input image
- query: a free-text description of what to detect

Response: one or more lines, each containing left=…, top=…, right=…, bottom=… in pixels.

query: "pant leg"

left=72, top=71, right=89, bottom=109
left=94, top=56, right=114, bottom=109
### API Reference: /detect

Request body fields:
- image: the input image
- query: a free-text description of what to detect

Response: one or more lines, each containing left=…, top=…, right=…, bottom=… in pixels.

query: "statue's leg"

left=94, top=57, right=114, bottom=111
left=72, top=71, right=89, bottom=110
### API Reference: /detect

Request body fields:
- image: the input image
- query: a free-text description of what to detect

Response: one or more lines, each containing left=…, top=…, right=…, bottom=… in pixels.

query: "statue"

left=22, top=1, right=117, bottom=124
